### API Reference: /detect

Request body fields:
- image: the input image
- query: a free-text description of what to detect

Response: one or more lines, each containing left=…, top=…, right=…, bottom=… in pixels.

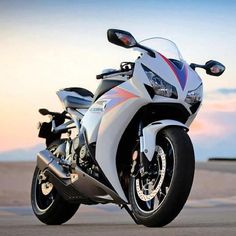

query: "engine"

left=72, top=133, right=100, bottom=179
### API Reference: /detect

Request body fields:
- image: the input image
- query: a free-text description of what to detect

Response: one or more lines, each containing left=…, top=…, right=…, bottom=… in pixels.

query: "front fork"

left=138, top=121, right=146, bottom=177
left=131, top=121, right=149, bottom=177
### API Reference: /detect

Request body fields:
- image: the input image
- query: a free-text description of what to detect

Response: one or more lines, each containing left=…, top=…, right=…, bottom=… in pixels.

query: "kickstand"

left=120, top=204, right=141, bottom=225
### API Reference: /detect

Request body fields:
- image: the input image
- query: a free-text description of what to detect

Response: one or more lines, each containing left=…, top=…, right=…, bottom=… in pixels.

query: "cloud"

left=190, top=98, right=236, bottom=137
left=203, top=100, right=236, bottom=112
left=189, top=115, right=228, bottom=137
left=189, top=98, right=236, bottom=160
left=217, top=88, right=236, bottom=95
left=206, top=88, right=236, bottom=102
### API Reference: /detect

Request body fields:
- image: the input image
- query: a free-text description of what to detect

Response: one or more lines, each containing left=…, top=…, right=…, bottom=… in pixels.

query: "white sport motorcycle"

left=31, top=29, right=225, bottom=227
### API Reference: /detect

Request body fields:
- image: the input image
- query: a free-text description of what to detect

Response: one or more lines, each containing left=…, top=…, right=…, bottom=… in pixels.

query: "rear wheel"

left=31, top=141, right=80, bottom=225
left=129, top=127, right=195, bottom=227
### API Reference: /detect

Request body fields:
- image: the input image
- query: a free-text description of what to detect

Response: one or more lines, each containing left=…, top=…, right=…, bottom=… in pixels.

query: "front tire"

left=129, top=127, right=195, bottom=227
left=31, top=141, right=80, bottom=225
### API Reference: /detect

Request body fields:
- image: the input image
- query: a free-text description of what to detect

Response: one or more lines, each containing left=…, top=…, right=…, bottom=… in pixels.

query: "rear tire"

left=129, top=127, right=195, bottom=227
left=31, top=141, right=80, bottom=225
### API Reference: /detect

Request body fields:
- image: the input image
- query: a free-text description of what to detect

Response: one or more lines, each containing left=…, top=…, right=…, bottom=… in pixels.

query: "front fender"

left=142, top=119, right=188, bottom=161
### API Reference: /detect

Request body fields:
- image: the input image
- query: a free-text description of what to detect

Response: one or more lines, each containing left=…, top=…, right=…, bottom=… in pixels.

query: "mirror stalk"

left=137, top=44, right=156, bottom=58
left=190, top=63, right=206, bottom=71
left=190, top=60, right=225, bottom=76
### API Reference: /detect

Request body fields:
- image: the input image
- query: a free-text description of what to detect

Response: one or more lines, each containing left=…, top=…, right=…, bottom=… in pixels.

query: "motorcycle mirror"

left=107, top=29, right=137, bottom=48
left=204, top=60, right=225, bottom=76
left=39, top=108, right=50, bottom=116
left=107, top=29, right=156, bottom=58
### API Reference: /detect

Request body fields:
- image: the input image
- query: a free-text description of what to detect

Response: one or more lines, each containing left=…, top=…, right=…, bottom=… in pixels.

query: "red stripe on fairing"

left=159, top=53, right=179, bottom=79
left=159, top=53, right=188, bottom=90
left=101, top=87, right=139, bottom=112
left=184, top=62, right=188, bottom=87
left=102, top=87, right=138, bottom=100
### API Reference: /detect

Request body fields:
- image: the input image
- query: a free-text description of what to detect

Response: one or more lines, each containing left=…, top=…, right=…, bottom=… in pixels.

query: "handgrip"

left=96, top=69, right=122, bottom=80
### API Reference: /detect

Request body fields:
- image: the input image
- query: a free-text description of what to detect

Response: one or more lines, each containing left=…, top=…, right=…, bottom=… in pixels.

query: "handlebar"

left=96, top=62, right=134, bottom=80
left=96, top=69, right=123, bottom=80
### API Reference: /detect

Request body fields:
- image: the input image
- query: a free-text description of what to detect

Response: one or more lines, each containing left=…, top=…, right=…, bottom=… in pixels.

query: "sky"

left=0, top=0, right=236, bottom=160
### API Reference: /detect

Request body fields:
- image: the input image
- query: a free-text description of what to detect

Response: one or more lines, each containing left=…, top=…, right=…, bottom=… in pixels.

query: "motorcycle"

left=31, top=29, right=225, bottom=227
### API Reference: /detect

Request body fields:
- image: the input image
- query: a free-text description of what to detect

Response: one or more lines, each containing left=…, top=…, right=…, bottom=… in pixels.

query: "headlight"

left=142, top=64, right=178, bottom=99
left=185, top=84, right=203, bottom=105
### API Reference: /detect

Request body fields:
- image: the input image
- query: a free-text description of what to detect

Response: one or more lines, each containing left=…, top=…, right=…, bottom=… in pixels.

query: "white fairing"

left=56, top=90, right=93, bottom=106
left=81, top=78, right=151, bottom=202
left=142, top=120, right=188, bottom=161
left=81, top=103, right=104, bottom=143
left=94, top=81, right=151, bottom=202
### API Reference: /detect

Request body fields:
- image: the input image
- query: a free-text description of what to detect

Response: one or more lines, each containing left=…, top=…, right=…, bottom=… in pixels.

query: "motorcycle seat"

left=63, top=87, right=94, bottom=98
left=64, top=96, right=92, bottom=109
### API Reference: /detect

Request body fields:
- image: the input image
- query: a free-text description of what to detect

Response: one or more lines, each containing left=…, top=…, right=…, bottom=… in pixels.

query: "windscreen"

left=139, top=37, right=183, bottom=61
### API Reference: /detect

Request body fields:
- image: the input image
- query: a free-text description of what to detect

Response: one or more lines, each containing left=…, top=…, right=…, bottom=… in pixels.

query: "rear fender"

left=142, top=119, right=188, bottom=161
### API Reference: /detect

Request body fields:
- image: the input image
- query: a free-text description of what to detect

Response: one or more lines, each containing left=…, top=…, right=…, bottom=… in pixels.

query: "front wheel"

left=129, top=127, right=195, bottom=227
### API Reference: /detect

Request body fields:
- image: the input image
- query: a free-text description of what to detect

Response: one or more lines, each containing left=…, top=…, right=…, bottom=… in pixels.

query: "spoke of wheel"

left=145, top=190, right=152, bottom=209
left=152, top=195, right=158, bottom=210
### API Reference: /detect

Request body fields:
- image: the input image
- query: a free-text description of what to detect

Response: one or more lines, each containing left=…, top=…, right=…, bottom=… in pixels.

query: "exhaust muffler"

left=37, top=150, right=70, bottom=179
left=36, top=149, right=126, bottom=204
